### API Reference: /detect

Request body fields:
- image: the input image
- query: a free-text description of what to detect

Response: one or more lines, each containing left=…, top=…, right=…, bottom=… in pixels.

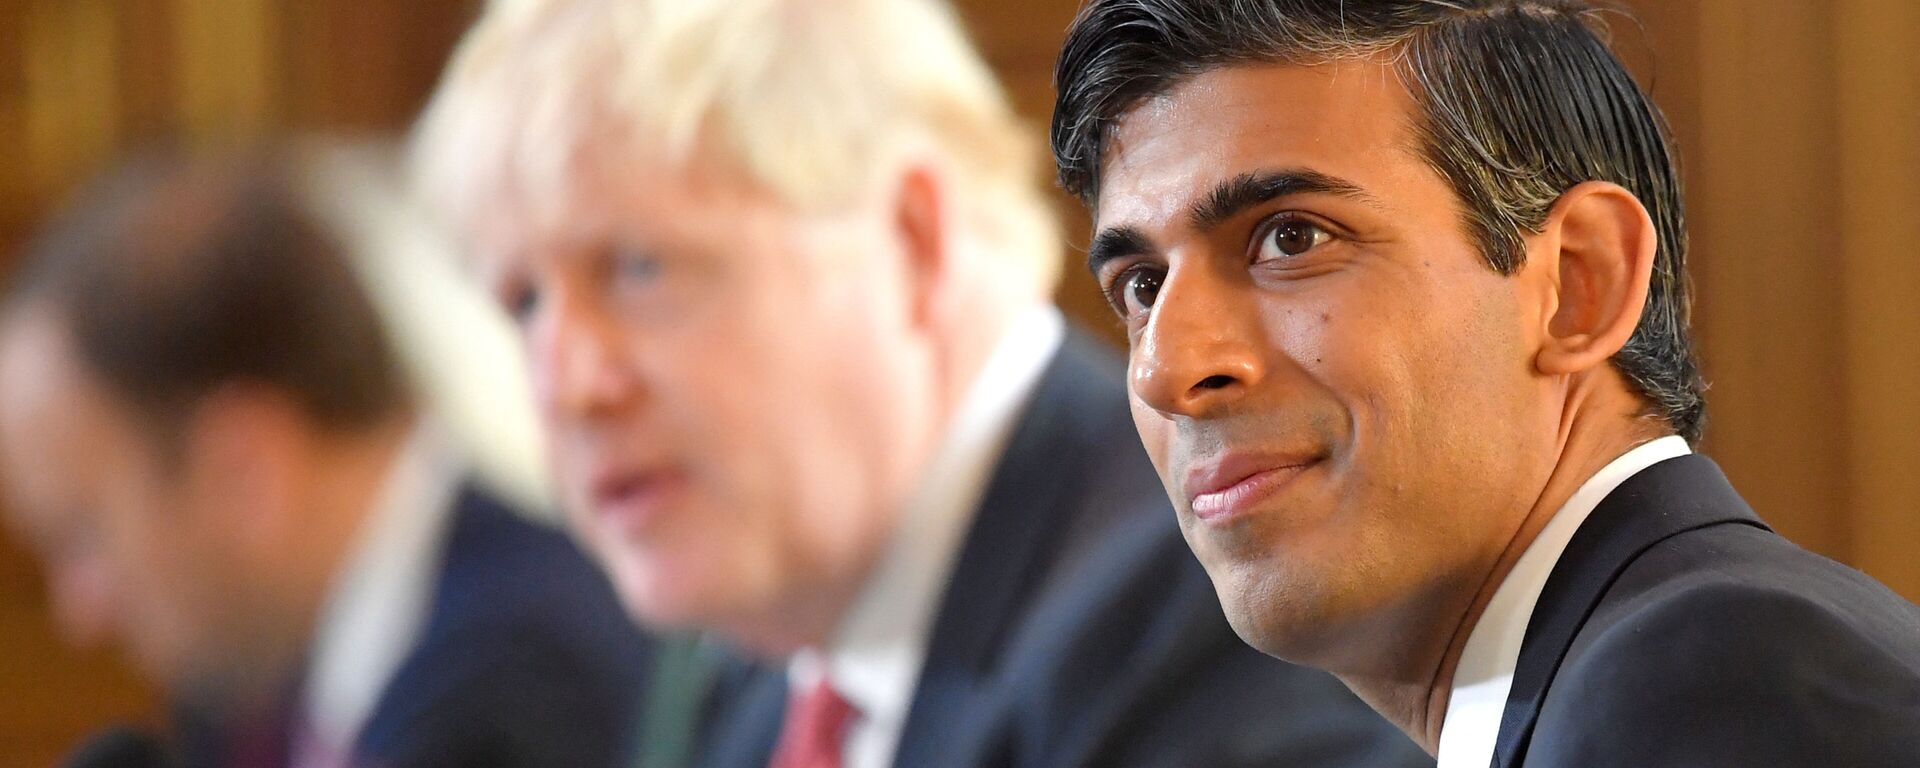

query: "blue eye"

left=612, top=248, right=662, bottom=284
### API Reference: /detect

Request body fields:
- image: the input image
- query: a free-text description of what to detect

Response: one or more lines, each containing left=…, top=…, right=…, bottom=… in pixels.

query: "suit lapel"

left=890, top=335, right=1109, bottom=768
left=692, top=655, right=788, bottom=768
left=1491, top=455, right=1769, bottom=767
left=693, top=334, right=1121, bottom=768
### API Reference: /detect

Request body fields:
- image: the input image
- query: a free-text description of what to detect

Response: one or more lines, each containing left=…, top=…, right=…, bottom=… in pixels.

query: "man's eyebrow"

left=1085, top=169, right=1377, bottom=277
left=1085, top=225, right=1154, bottom=277
left=1189, top=168, right=1381, bottom=231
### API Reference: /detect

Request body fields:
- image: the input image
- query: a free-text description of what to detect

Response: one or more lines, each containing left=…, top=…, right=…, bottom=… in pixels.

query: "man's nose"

left=529, top=291, right=640, bottom=421
left=1130, top=266, right=1266, bottom=420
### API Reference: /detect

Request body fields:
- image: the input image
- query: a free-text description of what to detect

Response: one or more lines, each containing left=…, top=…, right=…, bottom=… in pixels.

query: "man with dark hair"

left=0, top=148, right=651, bottom=768
left=1051, top=1, right=1920, bottom=765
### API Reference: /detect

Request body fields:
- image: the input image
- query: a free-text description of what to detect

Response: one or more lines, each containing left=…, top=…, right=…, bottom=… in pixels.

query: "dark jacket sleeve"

left=1531, top=580, right=1920, bottom=768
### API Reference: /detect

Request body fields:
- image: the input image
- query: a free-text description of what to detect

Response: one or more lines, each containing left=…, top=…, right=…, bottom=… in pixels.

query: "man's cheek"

left=1129, top=409, right=1173, bottom=465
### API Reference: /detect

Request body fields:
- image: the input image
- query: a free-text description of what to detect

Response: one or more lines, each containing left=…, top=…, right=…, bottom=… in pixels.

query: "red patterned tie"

left=769, top=679, right=859, bottom=768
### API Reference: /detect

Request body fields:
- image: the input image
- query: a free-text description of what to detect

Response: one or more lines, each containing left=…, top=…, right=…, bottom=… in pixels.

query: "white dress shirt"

left=1435, top=435, right=1692, bottom=768
left=787, top=306, right=1066, bottom=768
left=294, top=427, right=461, bottom=768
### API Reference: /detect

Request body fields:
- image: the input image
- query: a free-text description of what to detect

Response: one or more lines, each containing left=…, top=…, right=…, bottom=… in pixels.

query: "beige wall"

left=2, top=0, right=1915, bottom=762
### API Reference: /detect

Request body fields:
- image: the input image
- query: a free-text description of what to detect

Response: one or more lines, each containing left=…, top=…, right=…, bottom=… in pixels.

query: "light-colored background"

left=2, top=1, right=1915, bottom=763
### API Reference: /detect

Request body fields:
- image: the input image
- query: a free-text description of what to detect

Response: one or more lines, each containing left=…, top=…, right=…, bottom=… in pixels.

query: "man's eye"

left=1108, top=266, right=1165, bottom=318
left=611, top=248, right=661, bottom=286
left=1257, top=217, right=1333, bottom=262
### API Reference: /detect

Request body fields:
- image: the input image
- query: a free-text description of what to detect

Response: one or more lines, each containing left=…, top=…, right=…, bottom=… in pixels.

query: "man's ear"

left=891, top=163, right=951, bottom=331
left=178, top=383, right=308, bottom=548
left=1533, top=181, right=1657, bottom=376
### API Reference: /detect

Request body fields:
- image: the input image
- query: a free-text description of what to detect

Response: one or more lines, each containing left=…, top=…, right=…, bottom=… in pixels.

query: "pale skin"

left=465, top=138, right=1021, bottom=656
left=1087, top=59, right=1669, bottom=752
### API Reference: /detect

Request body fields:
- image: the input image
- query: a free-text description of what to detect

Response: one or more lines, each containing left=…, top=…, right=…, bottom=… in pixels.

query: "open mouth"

left=588, top=468, right=686, bottom=533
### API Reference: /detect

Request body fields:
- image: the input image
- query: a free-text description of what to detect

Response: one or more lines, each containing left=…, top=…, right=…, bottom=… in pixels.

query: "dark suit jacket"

left=1495, top=454, right=1920, bottom=767
left=352, top=482, right=653, bottom=768
left=692, top=332, right=1428, bottom=768
left=178, top=482, right=652, bottom=768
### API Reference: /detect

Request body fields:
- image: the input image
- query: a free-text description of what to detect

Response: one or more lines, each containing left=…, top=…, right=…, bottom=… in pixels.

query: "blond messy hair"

left=412, top=0, right=1063, bottom=299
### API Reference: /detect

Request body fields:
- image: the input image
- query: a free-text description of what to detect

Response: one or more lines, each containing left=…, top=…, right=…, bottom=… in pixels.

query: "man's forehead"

left=1094, top=59, right=1420, bottom=225
left=0, top=313, right=105, bottom=507
left=472, top=137, right=791, bottom=243
left=470, top=147, right=879, bottom=288
left=0, top=310, right=75, bottom=413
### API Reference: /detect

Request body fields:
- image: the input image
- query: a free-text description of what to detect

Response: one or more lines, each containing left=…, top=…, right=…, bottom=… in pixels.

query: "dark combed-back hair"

left=1052, top=0, right=1705, bottom=442
left=4, top=149, right=410, bottom=444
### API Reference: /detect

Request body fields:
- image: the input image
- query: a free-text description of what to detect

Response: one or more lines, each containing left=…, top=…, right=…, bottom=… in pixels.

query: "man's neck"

left=220, top=416, right=417, bottom=715
left=1347, top=384, right=1669, bottom=753
left=730, top=305, right=1052, bottom=663
left=280, top=418, right=418, bottom=643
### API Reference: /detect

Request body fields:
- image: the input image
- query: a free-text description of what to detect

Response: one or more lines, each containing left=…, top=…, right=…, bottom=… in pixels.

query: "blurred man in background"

left=413, top=1, right=1430, bottom=767
left=0, top=146, right=651, bottom=768
left=1051, top=0, right=1920, bottom=765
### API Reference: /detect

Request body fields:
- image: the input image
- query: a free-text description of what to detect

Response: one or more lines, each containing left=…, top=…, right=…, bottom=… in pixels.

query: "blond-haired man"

left=413, top=1, right=1427, bottom=766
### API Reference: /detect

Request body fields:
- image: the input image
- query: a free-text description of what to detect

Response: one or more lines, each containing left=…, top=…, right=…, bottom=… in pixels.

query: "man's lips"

left=587, top=467, right=686, bottom=533
left=1184, top=453, right=1320, bottom=523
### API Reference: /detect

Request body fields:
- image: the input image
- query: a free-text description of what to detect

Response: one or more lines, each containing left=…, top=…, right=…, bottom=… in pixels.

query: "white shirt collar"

left=1435, top=435, right=1691, bottom=768
left=788, top=306, right=1066, bottom=768
left=297, top=426, right=460, bottom=766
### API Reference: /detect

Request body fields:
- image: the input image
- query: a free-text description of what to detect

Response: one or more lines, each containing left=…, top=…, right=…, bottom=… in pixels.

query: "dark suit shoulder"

left=430, top=487, right=627, bottom=633
left=992, top=511, right=1429, bottom=768
left=364, top=625, right=645, bottom=768
left=1603, top=521, right=1920, bottom=655
left=1534, top=523, right=1920, bottom=767
left=355, top=485, right=652, bottom=768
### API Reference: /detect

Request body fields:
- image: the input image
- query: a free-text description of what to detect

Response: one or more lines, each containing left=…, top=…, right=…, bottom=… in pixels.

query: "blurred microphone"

left=62, top=727, right=175, bottom=768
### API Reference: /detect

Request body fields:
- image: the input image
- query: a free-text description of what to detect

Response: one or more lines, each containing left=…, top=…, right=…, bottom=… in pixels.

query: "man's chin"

left=606, top=564, right=693, bottom=628
left=607, top=561, right=747, bottom=633
left=171, top=652, right=294, bottom=717
left=1212, top=568, right=1355, bottom=666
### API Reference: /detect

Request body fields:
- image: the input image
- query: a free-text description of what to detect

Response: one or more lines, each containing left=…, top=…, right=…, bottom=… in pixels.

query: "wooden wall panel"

left=954, top=0, right=1115, bottom=344
left=21, top=0, right=121, bottom=206
left=954, top=0, right=1080, bottom=65
left=0, top=1, right=29, bottom=252
left=282, top=2, right=479, bottom=130
left=1835, top=0, right=1920, bottom=599
left=1691, top=0, right=1852, bottom=559
left=172, top=0, right=280, bottom=140
left=112, top=0, right=177, bottom=141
